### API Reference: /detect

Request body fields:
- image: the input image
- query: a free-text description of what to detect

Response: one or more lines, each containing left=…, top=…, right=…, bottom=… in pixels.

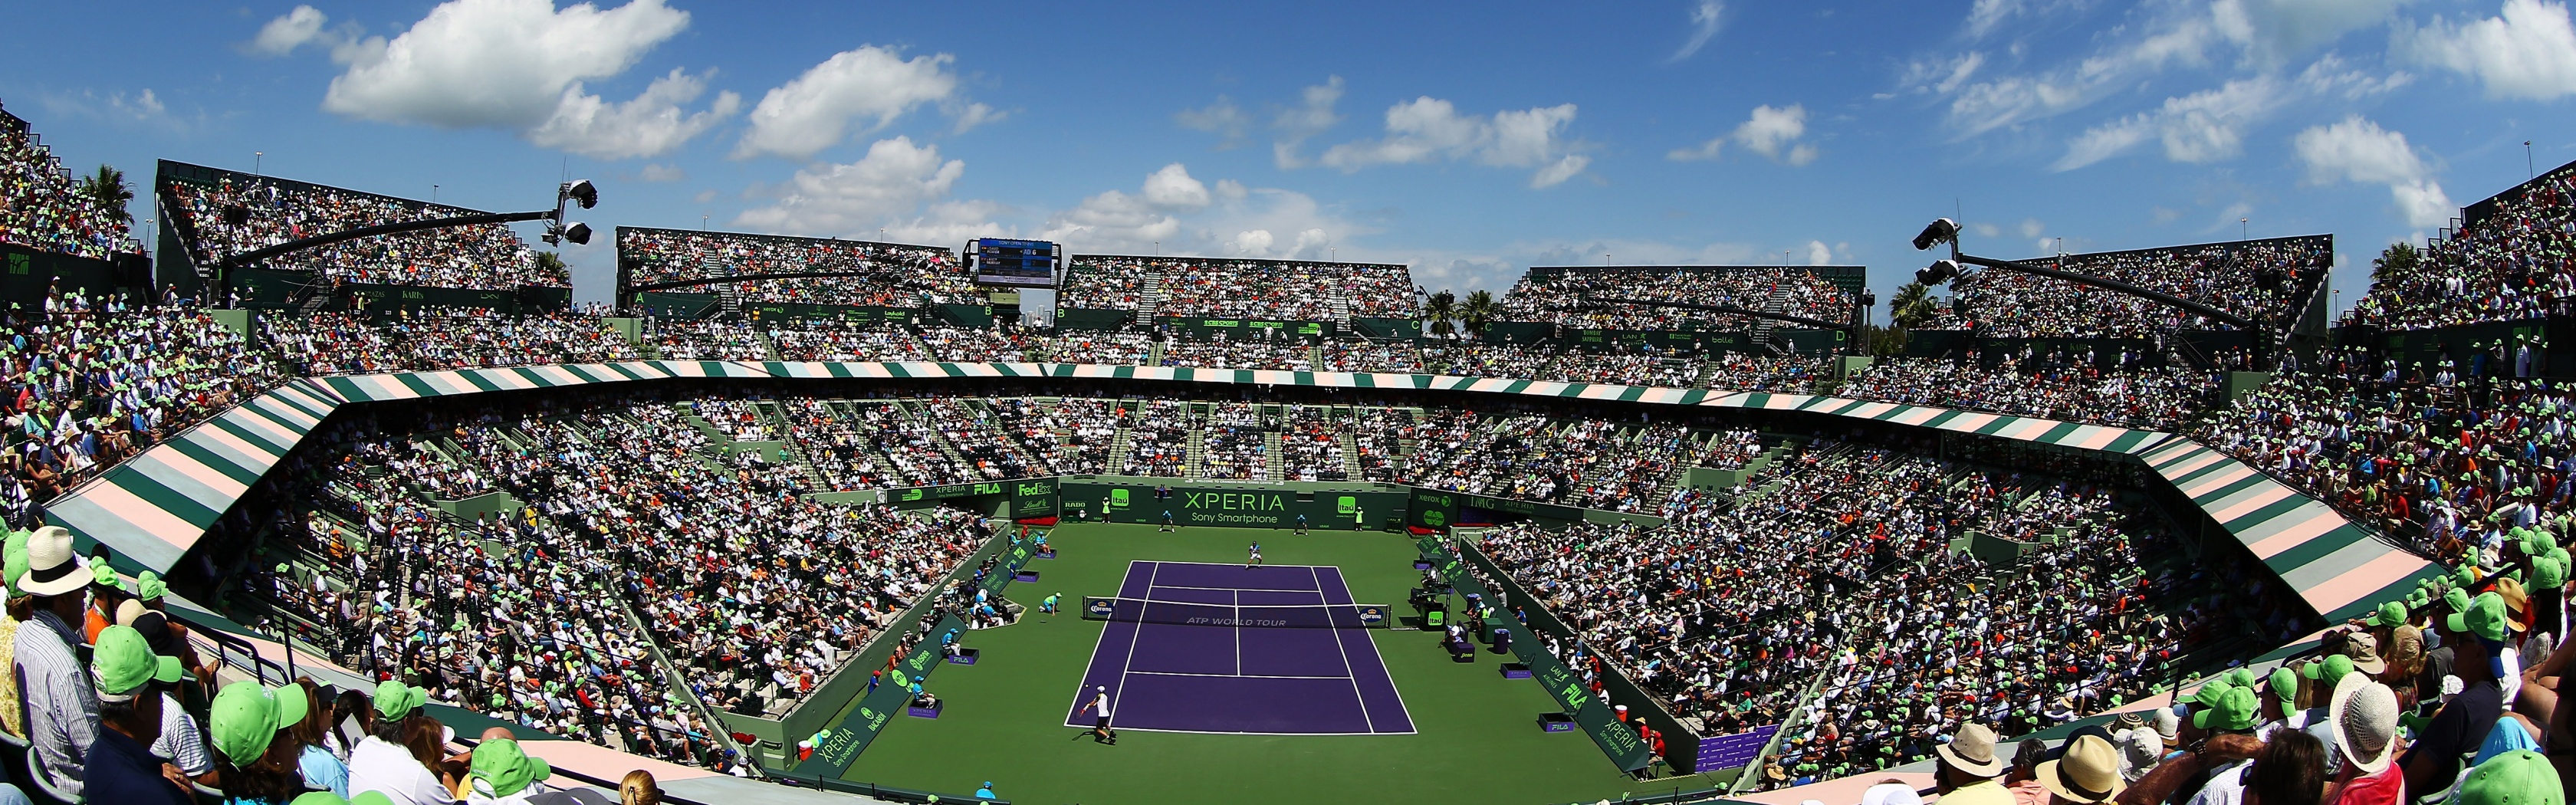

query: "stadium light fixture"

left=1912, top=218, right=1961, bottom=251
left=561, top=179, right=599, bottom=210
left=544, top=179, right=598, bottom=246
left=1915, top=259, right=1963, bottom=287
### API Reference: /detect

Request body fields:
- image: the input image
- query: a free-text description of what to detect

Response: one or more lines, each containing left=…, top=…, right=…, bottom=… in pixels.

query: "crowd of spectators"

left=264, top=308, right=640, bottom=375
left=163, top=169, right=559, bottom=289
left=1840, top=352, right=2226, bottom=430
left=618, top=228, right=974, bottom=306
left=1915, top=236, right=2331, bottom=338
left=2346, top=163, right=2576, bottom=329
left=919, top=325, right=1044, bottom=363
left=1704, top=353, right=1832, bottom=393
left=1160, top=337, right=1314, bottom=371
left=1497, top=267, right=1854, bottom=330
left=4, top=291, right=289, bottom=525
left=0, top=105, right=137, bottom=260
left=1319, top=339, right=1425, bottom=373
left=1426, top=344, right=1703, bottom=388
left=1280, top=405, right=1352, bottom=482
left=1050, top=330, right=1153, bottom=366
left=765, top=318, right=930, bottom=362
left=651, top=320, right=774, bottom=361
left=1159, top=259, right=1419, bottom=320
left=1198, top=402, right=1268, bottom=480
left=1405, top=408, right=1692, bottom=512
left=1122, top=400, right=1192, bottom=477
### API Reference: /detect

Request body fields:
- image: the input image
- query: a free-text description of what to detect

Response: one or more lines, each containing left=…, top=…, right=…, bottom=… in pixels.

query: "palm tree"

left=1461, top=289, right=1497, bottom=339
left=76, top=165, right=133, bottom=227
left=1424, top=290, right=1457, bottom=339
left=2371, top=242, right=2420, bottom=283
left=1888, top=282, right=1937, bottom=330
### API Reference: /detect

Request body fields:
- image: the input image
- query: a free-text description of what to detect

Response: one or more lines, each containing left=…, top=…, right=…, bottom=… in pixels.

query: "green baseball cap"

left=209, top=680, right=309, bottom=765
left=2193, top=685, right=2259, bottom=731
left=90, top=561, right=116, bottom=587
left=2446, top=587, right=2475, bottom=614
left=2191, top=681, right=2236, bottom=711
left=91, top=624, right=182, bottom=702
left=468, top=738, right=553, bottom=798
left=2302, top=654, right=2355, bottom=691
left=291, top=793, right=351, bottom=805
left=2451, top=592, right=2513, bottom=642
left=2453, top=749, right=2563, bottom=805
left=2, top=529, right=28, bottom=597
left=2536, top=557, right=2568, bottom=591
left=123, top=570, right=166, bottom=600
left=352, top=792, right=394, bottom=805
left=374, top=679, right=427, bottom=721
left=2226, top=668, right=2258, bottom=688
left=2369, top=600, right=2410, bottom=628
left=2267, top=667, right=2301, bottom=718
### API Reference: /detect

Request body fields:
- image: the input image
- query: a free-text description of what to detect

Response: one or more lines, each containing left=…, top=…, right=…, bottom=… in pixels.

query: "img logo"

left=1111, top=488, right=1131, bottom=506
left=1336, top=495, right=1357, bottom=514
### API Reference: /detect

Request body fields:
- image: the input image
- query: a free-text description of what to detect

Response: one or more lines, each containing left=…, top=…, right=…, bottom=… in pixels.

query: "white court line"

left=1313, top=565, right=1379, bottom=734
left=1065, top=560, right=1150, bottom=725
left=1105, top=561, right=1162, bottom=729
left=1232, top=589, right=1242, bottom=676
left=1127, top=670, right=1354, bottom=680
left=1096, top=725, right=1420, bottom=737
left=1147, top=583, right=1324, bottom=593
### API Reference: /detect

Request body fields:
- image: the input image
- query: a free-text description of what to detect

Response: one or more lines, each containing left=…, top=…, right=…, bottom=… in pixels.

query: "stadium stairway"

left=1184, top=404, right=1211, bottom=478
left=1336, top=407, right=1366, bottom=480
left=1106, top=400, right=1138, bottom=472
left=1141, top=271, right=1165, bottom=319
left=1263, top=428, right=1285, bottom=481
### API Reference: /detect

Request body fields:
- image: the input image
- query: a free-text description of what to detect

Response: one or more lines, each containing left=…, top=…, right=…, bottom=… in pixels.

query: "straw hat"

left=1934, top=723, right=2008, bottom=777
left=2037, top=735, right=2128, bottom=804
left=2329, top=672, right=2400, bottom=774
left=16, top=527, right=88, bottom=597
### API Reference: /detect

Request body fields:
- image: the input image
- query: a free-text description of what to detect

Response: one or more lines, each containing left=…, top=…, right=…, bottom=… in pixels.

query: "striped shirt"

left=16, top=609, right=98, bottom=797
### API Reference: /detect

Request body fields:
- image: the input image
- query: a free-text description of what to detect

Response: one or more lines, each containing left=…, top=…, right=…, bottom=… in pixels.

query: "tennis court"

left=1065, top=560, right=1414, bottom=734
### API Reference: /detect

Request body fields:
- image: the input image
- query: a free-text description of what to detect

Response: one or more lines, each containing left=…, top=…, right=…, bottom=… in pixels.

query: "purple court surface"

left=1065, top=560, right=1414, bottom=735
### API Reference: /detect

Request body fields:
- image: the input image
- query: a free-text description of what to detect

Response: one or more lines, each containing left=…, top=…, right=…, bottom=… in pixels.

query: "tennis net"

left=1077, top=596, right=1392, bottom=629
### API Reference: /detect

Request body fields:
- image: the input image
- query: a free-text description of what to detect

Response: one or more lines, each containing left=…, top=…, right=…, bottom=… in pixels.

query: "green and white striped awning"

left=2134, top=439, right=2440, bottom=623
left=48, top=362, right=2429, bottom=623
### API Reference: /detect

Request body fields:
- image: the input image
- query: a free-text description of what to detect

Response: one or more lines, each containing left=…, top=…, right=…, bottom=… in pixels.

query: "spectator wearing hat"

left=350, top=680, right=455, bottom=805
left=2404, top=591, right=2511, bottom=797
left=81, top=623, right=189, bottom=805
left=2450, top=750, right=2561, bottom=805
left=2185, top=683, right=2266, bottom=805
left=2042, top=734, right=2128, bottom=805
left=2324, top=673, right=2404, bottom=805
left=13, top=524, right=97, bottom=796
left=2269, top=664, right=2344, bottom=774
left=1935, top=723, right=2014, bottom=805
left=0, top=527, right=31, bottom=739
left=210, top=679, right=314, bottom=804
left=117, top=604, right=217, bottom=785
left=463, top=737, right=551, bottom=805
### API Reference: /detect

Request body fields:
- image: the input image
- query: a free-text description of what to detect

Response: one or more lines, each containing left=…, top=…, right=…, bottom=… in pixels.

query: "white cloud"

left=1670, top=104, right=1818, bottom=166
left=2019, top=219, right=2046, bottom=238
left=323, top=0, right=690, bottom=129
left=1271, top=77, right=1347, bottom=169
left=249, top=5, right=331, bottom=55
left=1140, top=163, right=1213, bottom=209
left=2292, top=115, right=2453, bottom=227
left=1805, top=240, right=1833, bottom=265
left=733, top=45, right=964, bottom=159
left=636, top=163, right=685, bottom=182
left=2398, top=0, right=2576, bottom=100
left=2051, top=57, right=2406, bottom=171
left=1177, top=97, right=1250, bottom=145
left=1318, top=97, right=1590, bottom=186
left=733, top=136, right=964, bottom=235
left=1672, top=1, right=1726, bottom=61
left=2212, top=0, right=2408, bottom=64
left=528, top=68, right=741, bottom=159
left=1940, top=12, right=2223, bottom=136
left=946, top=101, right=1003, bottom=134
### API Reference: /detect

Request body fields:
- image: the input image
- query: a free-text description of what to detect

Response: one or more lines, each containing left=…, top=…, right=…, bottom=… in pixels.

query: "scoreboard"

left=967, top=238, right=1060, bottom=288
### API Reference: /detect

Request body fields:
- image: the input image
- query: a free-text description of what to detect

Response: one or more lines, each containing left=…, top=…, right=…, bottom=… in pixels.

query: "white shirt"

left=151, top=693, right=213, bottom=776
left=1089, top=692, right=1112, bottom=719
left=349, top=735, right=456, bottom=805
left=2187, top=757, right=2252, bottom=805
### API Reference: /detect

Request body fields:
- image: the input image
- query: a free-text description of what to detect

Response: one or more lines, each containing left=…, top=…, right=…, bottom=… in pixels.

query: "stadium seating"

left=0, top=104, right=139, bottom=260
left=2345, top=161, right=2576, bottom=329
left=160, top=164, right=561, bottom=289
left=1497, top=266, right=1853, bottom=330
left=1915, top=236, right=2331, bottom=338
left=619, top=228, right=974, bottom=307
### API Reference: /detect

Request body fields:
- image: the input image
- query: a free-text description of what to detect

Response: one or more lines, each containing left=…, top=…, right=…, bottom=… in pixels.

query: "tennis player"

left=1245, top=540, right=1263, bottom=569
left=1294, top=513, right=1309, bottom=534
left=1080, top=685, right=1116, bottom=744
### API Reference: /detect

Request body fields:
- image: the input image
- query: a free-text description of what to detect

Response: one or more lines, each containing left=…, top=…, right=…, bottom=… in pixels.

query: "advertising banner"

left=1059, top=481, right=1403, bottom=530
left=1694, top=724, right=1782, bottom=773
left=1423, top=545, right=1653, bottom=773
left=798, top=613, right=965, bottom=775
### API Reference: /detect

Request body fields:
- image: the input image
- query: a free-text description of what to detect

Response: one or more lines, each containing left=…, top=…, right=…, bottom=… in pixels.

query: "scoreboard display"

left=968, top=238, right=1060, bottom=288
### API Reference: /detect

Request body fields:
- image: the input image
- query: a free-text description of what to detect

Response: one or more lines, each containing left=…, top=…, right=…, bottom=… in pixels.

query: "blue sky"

left=8, top=0, right=2574, bottom=314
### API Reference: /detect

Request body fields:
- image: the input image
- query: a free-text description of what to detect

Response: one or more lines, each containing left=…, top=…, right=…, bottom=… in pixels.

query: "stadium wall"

left=0, top=242, right=143, bottom=307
